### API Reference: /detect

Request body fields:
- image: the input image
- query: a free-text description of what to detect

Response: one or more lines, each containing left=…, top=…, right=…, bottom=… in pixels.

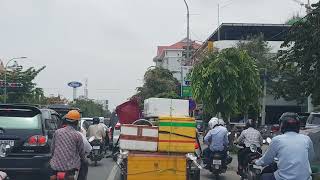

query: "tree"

left=133, top=67, right=180, bottom=106
left=0, top=66, right=46, bottom=104
left=191, top=48, right=261, bottom=121
left=277, top=2, right=320, bottom=105
left=285, top=14, right=303, bottom=25
left=70, top=99, right=111, bottom=117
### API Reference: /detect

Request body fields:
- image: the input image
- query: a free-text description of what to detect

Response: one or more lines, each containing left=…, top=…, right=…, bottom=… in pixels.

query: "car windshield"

left=307, top=114, right=320, bottom=125
left=0, top=109, right=41, bottom=129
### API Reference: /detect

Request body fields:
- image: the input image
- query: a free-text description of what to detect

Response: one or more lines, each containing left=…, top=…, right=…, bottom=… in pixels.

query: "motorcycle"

left=88, top=136, right=105, bottom=166
left=0, top=144, right=10, bottom=180
left=205, top=149, right=232, bottom=178
left=54, top=171, right=79, bottom=180
left=239, top=144, right=263, bottom=180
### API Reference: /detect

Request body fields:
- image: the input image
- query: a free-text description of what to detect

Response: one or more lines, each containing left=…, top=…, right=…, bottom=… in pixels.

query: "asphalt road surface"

left=89, top=157, right=240, bottom=180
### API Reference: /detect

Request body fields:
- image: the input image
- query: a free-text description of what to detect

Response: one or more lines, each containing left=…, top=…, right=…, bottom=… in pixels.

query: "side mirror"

left=266, top=137, right=272, bottom=144
left=250, top=144, right=258, bottom=153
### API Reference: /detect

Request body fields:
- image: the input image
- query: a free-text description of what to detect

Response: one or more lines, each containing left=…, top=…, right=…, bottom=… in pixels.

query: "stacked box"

left=158, top=116, right=196, bottom=153
left=127, top=152, right=186, bottom=180
left=144, top=98, right=189, bottom=117
left=120, top=125, right=159, bottom=152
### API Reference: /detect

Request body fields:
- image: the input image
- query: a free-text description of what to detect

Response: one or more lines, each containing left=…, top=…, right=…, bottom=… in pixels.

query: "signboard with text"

left=182, top=66, right=192, bottom=97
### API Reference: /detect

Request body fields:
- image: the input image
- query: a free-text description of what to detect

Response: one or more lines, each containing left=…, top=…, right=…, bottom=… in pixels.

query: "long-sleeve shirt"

left=50, top=126, right=85, bottom=171
left=78, top=131, right=92, bottom=154
left=256, top=132, right=314, bottom=180
left=237, top=127, right=263, bottom=147
left=204, top=126, right=229, bottom=151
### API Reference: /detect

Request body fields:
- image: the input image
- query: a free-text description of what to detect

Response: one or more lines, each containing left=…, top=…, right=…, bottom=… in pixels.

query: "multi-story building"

left=153, top=38, right=201, bottom=81
left=193, top=23, right=307, bottom=124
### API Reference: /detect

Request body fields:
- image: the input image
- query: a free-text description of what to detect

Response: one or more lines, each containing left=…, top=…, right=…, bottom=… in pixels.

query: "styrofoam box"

left=120, top=124, right=158, bottom=152
left=144, top=98, right=189, bottom=117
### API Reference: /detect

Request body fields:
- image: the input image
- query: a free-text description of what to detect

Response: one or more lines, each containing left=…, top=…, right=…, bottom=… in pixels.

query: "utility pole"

left=218, top=3, right=220, bottom=41
left=182, top=0, right=190, bottom=98
left=261, top=68, right=267, bottom=125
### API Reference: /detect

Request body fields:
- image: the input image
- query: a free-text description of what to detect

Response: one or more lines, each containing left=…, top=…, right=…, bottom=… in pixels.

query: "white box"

left=144, top=98, right=189, bottom=117
left=120, top=125, right=158, bottom=152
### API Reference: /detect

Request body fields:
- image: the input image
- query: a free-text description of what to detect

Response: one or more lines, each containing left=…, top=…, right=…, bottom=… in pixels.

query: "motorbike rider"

left=49, top=110, right=85, bottom=180
left=87, top=117, right=106, bottom=146
left=235, top=118, right=263, bottom=176
left=255, top=114, right=315, bottom=180
left=203, top=117, right=229, bottom=169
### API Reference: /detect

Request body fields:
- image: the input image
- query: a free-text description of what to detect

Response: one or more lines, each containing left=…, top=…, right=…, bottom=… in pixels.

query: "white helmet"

left=218, top=119, right=225, bottom=126
left=208, top=117, right=219, bottom=129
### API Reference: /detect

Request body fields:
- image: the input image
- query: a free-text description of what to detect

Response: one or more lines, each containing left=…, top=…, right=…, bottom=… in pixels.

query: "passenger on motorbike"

left=235, top=119, right=263, bottom=176
left=203, top=117, right=229, bottom=169
left=49, top=110, right=86, bottom=180
left=87, top=117, right=106, bottom=142
left=255, top=114, right=315, bottom=180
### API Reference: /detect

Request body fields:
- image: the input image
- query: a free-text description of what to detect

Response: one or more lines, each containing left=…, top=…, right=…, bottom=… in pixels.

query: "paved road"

left=89, top=157, right=240, bottom=180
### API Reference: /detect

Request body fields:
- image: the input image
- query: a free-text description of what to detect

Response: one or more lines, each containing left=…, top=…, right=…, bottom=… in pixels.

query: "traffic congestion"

left=1, top=0, right=320, bottom=180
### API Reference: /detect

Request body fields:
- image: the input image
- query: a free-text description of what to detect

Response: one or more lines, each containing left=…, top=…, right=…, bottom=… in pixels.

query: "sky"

left=0, top=0, right=317, bottom=110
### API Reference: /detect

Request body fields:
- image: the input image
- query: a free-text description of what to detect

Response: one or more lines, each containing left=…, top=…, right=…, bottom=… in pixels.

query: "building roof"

left=193, top=23, right=291, bottom=61
left=155, top=38, right=202, bottom=59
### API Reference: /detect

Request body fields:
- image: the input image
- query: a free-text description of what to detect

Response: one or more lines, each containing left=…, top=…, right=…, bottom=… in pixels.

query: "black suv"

left=0, top=104, right=60, bottom=175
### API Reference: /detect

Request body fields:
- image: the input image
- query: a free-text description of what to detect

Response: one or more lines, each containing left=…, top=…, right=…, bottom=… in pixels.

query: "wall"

left=163, top=49, right=184, bottom=81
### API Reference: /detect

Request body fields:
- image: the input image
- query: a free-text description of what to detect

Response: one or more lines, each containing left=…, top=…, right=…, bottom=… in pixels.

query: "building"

left=193, top=23, right=306, bottom=124
left=153, top=38, right=201, bottom=81
left=95, top=99, right=109, bottom=111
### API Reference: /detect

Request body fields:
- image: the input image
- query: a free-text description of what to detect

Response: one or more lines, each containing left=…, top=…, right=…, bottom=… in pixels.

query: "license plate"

left=212, top=160, right=222, bottom=165
left=93, top=146, right=100, bottom=150
left=0, top=140, right=14, bottom=146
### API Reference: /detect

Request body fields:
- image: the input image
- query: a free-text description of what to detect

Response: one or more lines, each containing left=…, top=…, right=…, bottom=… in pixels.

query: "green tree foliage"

left=0, top=66, right=46, bottom=104
left=71, top=99, right=111, bottom=117
left=277, top=2, right=320, bottom=105
left=237, top=35, right=278, bottom=94
left=133, top=67, right=180, bottom=105
left=285, top=14, right=303, bottom=25
left=191, top=48, right=261, bottom=120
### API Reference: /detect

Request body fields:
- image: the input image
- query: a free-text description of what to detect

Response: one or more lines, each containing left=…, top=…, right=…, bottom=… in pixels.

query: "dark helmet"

left=93, top=117, right=100, bottom=124
left=246, top=119, right=256, bottom=128
left=279, top=112, right=300, bottom=134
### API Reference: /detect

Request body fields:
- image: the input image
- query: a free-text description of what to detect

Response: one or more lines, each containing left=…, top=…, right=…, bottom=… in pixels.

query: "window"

left=0, top=114, right=41, bottom=129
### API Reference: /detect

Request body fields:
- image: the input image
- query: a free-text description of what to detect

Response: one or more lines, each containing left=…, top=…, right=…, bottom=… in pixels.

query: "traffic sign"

left=0, top=81, right=23, bottom=88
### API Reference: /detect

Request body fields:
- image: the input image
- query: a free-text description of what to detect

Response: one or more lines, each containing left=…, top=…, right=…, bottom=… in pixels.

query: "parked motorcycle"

left=88, top=136, right=105, bottom=166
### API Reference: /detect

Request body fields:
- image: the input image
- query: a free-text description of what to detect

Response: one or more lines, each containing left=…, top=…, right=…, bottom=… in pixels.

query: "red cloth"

left=116, top=99, right=141, bottom=124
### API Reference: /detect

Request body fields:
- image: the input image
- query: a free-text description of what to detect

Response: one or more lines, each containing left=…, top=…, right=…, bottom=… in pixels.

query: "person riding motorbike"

left=87, top=117, right=106, bottom=150
left=235, top=118, right=263, bottom=176
left=255, top=113, right=315, bottom=180
left=49, top=110, right=86, bottom=180
left=203, top=117, right=229, bottom=169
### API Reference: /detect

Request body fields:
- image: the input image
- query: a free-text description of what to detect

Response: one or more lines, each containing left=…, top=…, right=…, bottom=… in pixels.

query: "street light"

left=183, top=0, right=190, bottom=61
left=4, top=57, right=28, bottom=103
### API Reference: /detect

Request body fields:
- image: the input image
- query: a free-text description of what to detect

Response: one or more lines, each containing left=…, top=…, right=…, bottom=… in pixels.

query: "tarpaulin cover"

left=116, top=99, right=141, bottom=124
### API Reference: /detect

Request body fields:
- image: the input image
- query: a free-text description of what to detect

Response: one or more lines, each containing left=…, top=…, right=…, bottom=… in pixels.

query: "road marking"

left=106, top=163, right=119, bottom=180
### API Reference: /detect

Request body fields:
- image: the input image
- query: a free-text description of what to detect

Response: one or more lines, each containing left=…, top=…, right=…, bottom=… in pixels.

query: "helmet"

left=245, top=119, right=256, bottom=128
left=65, top=110, right=81, bottom=122
left=279, top=112, right=300, bottom=134
left=208, top=117, right=219, bottom=129
left=93, top=117, right=100, bottom=124
left=218, top=119, right=225, bottom=126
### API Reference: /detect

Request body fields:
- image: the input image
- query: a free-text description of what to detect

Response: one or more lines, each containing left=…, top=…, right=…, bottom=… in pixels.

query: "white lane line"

left=106, top=163, right=119, bottom=180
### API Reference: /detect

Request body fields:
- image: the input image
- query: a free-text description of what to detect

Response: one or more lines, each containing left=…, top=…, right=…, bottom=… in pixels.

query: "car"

left=0, top=104, right=59, bottom=176
left=305, top=112, right=320, bottom=129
